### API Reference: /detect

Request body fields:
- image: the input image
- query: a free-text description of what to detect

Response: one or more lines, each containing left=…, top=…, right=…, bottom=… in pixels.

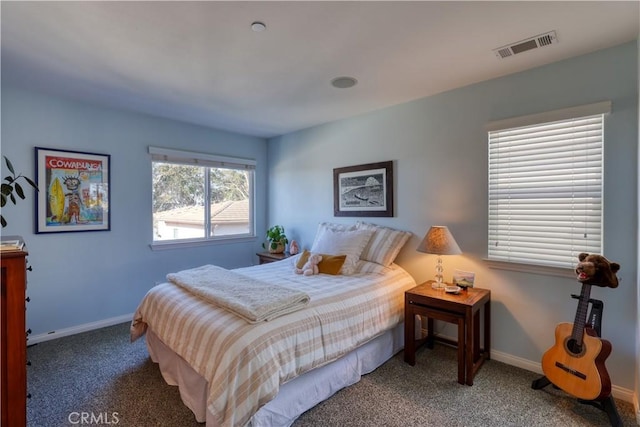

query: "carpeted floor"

left=26, top=322, right=638, bottom=427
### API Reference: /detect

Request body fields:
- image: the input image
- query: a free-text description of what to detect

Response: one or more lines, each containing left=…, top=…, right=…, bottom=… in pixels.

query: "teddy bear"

left=575, top=252, right=620, bottom=288
left=295, top=253, right=322, bottom=276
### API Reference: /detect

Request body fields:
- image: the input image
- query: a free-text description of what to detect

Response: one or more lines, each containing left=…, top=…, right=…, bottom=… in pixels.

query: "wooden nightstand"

left=404, top=281, right=491, bottom=385
left=256, top=252, right=291, bottom=265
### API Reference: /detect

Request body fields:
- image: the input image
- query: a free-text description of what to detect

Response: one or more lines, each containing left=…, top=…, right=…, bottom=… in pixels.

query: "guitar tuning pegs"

left=27, top=266, right=33, bottom=271
left=26, top=296, right=31, bottom=303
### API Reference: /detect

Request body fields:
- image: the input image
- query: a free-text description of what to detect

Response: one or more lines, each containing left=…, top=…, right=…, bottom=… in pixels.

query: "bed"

left=131, top=222, right=416, bottom=427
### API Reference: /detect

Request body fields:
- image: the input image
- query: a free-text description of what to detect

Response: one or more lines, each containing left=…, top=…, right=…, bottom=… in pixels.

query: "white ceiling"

left=2, top=1, right=638, bottom=139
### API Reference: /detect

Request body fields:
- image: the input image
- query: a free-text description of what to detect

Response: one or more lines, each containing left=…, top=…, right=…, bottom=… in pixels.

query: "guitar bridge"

left=555, top=361, right=587, bottom=380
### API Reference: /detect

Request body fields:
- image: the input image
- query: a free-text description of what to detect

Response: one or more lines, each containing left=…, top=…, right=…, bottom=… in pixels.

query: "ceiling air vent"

left=493, top=31, right=558, bottom=59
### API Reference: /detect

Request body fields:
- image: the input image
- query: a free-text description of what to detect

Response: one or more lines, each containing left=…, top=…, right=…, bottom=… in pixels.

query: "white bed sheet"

left=146, top=322, right=405, bottom=426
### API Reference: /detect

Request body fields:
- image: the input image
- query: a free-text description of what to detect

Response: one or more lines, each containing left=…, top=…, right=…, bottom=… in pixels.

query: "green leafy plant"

left=262, top=225, right=288, bottom=252
left=1, top=156, right=39, bottom=228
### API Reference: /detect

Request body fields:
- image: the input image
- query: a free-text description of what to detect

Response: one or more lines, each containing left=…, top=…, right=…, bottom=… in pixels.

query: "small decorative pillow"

left=356, top=221, right=412, bottom=267
left=295, top=249, right=347, bottom=275
left=317, top=254, right=347, bottom=275
left=310, top=228, right=374, bottom=275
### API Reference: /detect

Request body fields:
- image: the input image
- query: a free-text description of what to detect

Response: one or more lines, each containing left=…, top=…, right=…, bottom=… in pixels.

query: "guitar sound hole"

left=566, top=338, right=583, bottom=355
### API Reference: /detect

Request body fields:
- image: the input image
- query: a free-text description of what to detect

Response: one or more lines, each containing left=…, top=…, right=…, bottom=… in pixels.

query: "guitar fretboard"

left=571, top=283, right=592, bottom=348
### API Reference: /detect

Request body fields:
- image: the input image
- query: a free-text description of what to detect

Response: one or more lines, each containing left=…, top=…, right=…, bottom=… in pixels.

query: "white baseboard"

left=490, top=349, right=636, bottom=403
left=434, top=332, right=637, bottom=404
left=490, top=348, right=543, bottom=375
left=28, top=313, right=133, bottom=345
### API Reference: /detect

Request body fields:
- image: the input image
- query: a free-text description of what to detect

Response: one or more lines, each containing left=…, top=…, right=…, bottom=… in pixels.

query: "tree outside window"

left=151, top=153, right=254, bottom=243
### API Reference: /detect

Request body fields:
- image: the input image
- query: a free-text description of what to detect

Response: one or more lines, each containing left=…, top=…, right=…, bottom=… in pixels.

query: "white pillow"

left=311, top=222, right=358, bottom=248
left=310, top=228, right=374, bottom=275
left=356, top=221, right=412, bottom=267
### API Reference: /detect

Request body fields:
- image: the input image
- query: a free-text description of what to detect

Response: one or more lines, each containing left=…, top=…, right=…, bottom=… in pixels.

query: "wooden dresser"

left=1, top=236, right=28, bottom=427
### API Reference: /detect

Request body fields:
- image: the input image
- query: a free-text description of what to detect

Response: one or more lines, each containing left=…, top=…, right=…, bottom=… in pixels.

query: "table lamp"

left=417, top=226, right=462, bottom=289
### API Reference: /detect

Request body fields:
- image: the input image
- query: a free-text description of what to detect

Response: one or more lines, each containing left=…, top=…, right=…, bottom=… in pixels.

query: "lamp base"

left=431, top=280, right=446, bottom=290
left=432, top=255, right=445, bottom=289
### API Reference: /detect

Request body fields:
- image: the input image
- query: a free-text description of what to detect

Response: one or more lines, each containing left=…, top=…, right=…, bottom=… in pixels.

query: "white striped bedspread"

left=131, top=259, right=417, bottom=427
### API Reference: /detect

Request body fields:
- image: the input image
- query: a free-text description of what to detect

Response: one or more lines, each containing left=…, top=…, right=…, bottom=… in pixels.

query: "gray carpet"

left=26, top=322, right=638, bottom=427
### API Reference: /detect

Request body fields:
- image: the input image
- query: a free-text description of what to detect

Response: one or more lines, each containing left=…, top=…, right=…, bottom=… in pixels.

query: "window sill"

left=483, top=259, right=576, bottom=279
left=150, top=235, right=256, bottom=251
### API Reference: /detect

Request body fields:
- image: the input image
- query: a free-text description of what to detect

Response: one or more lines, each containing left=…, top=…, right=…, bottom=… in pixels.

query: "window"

left=487, top=102, right=610, bottom=270
left=150, top=146, right=255, bottom=246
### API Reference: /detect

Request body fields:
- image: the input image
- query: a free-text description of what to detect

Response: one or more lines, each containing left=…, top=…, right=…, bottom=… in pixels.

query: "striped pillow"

left=310, top=227, right=374, bottom=275
left=356, top=221, right=412, bottom=267
left=352, top=260, right=390, bottom=275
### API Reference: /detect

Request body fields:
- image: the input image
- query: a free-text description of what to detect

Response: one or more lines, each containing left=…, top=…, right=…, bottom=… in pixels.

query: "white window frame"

left=149, top=146, right=256, bottom=250
left=486, top=101, right=611, bottom=276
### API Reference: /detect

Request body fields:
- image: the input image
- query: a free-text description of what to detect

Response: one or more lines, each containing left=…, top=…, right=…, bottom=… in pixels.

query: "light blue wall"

left=1, top=85, right=268, bottom=336
left=636, top=39, right=640, bottom=417
left=268, top=42, right=639, bottom=391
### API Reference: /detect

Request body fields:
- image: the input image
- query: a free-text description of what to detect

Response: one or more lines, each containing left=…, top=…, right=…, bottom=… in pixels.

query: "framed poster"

left=35, top=147, right=110, bottom=233
left=333, top=161, right=393, bottom=217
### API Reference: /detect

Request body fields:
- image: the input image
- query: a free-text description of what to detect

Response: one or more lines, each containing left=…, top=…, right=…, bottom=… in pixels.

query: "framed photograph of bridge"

left=333, top=160, right=393, bottom=217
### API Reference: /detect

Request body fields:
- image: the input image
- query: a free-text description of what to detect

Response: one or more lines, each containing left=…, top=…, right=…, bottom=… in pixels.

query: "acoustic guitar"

left=541, top=282, right=612, bottom=401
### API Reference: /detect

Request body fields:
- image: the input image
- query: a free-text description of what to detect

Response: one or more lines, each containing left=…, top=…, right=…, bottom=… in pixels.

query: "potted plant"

left=263, top=225, right=288, bottom=254
left=1, top=156, right=38, bottom=228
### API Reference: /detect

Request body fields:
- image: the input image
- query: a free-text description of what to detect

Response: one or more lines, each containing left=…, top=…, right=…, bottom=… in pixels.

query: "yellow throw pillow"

left=317, top=254, right=347, bottom=275
left=296, top=250, right=311, bottom=269
left=295, top=250, right=347, bottom=275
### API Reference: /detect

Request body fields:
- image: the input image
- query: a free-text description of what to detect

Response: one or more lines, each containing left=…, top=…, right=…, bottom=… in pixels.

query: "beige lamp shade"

left=416, top=226, right=462, bottom=255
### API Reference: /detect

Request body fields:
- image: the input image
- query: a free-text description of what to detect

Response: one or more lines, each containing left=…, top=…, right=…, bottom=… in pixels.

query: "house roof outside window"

left=155, top=199, right=248, bottom=227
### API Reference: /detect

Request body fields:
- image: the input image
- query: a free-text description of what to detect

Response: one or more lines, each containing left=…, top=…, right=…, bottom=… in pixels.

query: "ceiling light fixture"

left=331, top=76, right=358, bottom=89
left=251, top=21, right=266, bottom=32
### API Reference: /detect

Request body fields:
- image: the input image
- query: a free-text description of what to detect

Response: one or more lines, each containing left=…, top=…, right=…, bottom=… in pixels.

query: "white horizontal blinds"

left=148, top=146, right=256, bottom=170
left=488, top=113, right=604, bottom=269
